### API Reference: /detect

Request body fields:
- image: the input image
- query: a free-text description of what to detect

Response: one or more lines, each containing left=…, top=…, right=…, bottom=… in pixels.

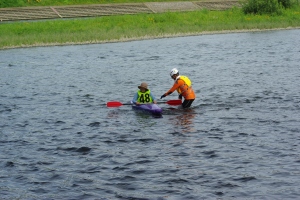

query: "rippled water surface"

left=1, top=29, right=300, bottom=199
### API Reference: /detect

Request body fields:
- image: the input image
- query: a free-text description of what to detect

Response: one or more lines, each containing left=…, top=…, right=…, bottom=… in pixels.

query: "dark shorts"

left=182, top=99, right=195, bottom=108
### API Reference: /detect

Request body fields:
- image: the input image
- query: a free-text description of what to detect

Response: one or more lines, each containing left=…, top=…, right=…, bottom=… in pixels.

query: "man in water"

left=160, top=68, right=196, bottom=108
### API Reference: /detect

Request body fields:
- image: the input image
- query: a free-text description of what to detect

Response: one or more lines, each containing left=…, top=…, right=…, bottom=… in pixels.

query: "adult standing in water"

left=160, top=68, right=196, bottom=108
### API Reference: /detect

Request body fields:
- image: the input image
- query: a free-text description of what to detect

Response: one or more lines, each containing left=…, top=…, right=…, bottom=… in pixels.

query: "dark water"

left=1, top=29, right=300, bottom=199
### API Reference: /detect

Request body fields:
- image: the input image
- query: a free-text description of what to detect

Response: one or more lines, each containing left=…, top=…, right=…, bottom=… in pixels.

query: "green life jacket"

left=137, top=90, right=153, bottom=103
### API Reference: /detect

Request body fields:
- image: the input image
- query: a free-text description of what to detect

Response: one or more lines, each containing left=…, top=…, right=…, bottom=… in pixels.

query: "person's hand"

left=136, top=102, right=140, bottom=105
left=178, top=94, right=182, bottom=100
left=160, top=94, right=166, bottom=99
left=153, top=100, right=157, bottom=104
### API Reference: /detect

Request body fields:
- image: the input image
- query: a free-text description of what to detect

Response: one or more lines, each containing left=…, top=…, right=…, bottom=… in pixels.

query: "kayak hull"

left=132, top=103, right=162, bottom=115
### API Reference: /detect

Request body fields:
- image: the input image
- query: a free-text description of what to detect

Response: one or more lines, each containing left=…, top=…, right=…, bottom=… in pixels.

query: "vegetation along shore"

left=0, top=0, right=300, bottom=50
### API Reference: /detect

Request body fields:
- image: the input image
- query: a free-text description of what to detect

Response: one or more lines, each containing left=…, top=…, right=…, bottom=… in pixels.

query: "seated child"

left=132, top=82, right=157, bottom=105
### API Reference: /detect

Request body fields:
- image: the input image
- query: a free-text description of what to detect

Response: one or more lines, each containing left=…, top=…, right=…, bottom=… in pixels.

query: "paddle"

left=106, top=99, right=182, bottom=107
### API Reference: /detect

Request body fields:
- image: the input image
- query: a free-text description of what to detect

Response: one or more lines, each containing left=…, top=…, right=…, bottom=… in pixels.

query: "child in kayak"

left=132, top=82, right=157, bottom=105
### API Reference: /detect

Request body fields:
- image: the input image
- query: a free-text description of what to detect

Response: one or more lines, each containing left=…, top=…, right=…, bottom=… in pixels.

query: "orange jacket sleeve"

left=164, top=79, right=184, bottom=96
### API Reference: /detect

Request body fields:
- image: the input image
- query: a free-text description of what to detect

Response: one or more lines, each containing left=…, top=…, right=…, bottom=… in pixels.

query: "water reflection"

left=169, top=109, right=197, bottom=133
left=107, top=109, right=120, bottom=119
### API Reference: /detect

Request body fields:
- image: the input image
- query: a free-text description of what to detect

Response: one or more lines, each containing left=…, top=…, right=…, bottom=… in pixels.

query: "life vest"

left=176, top=75, right=193, bottom=96
left=137, top=90, right=153, bottom=103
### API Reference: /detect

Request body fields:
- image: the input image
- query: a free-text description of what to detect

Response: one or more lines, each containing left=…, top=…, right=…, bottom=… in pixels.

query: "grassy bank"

left=1, top=6, right=300, bottom=49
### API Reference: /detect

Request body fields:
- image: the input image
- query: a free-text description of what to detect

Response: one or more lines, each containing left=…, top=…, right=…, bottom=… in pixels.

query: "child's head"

left=138, top=82, right=148, bottom=93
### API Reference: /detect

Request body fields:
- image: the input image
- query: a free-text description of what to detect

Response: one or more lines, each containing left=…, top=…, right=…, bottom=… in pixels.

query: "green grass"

left=1, top=6, right=300, bottom=49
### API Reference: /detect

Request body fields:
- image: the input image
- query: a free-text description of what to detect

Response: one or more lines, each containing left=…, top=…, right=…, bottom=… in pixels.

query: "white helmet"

left=170, top=68, right=179, bottom=77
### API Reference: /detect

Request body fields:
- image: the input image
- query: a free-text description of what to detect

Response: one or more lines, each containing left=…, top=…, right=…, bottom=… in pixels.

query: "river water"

left=1, top=29, right=300, bottom=199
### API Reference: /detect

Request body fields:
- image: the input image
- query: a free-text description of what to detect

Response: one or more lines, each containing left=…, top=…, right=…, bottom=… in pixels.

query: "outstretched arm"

left=161, top=80, right=182, bottom=99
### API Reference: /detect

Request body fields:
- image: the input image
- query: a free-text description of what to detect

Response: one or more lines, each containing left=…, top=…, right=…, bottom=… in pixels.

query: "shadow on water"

left=133, top=109, right=163, bottom=119
left=164, top=107, right=197, bottom=133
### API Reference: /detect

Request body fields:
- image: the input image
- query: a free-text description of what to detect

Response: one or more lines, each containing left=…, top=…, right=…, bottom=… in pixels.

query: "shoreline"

left=1, top=26, right=299, bottom=50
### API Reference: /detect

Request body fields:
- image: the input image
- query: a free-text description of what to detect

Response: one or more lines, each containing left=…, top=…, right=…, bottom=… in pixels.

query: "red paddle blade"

left=167, top=99, right=182, bottom=106
left=106, top=101, right=123, bottom=107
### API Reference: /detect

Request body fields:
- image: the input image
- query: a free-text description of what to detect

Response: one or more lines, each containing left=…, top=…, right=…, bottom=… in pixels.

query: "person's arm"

left=150, top=92, right=157, bottom=104
left=132, top=93, right=138, bottom=104
left=161, top=80, right=183, bottom=99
